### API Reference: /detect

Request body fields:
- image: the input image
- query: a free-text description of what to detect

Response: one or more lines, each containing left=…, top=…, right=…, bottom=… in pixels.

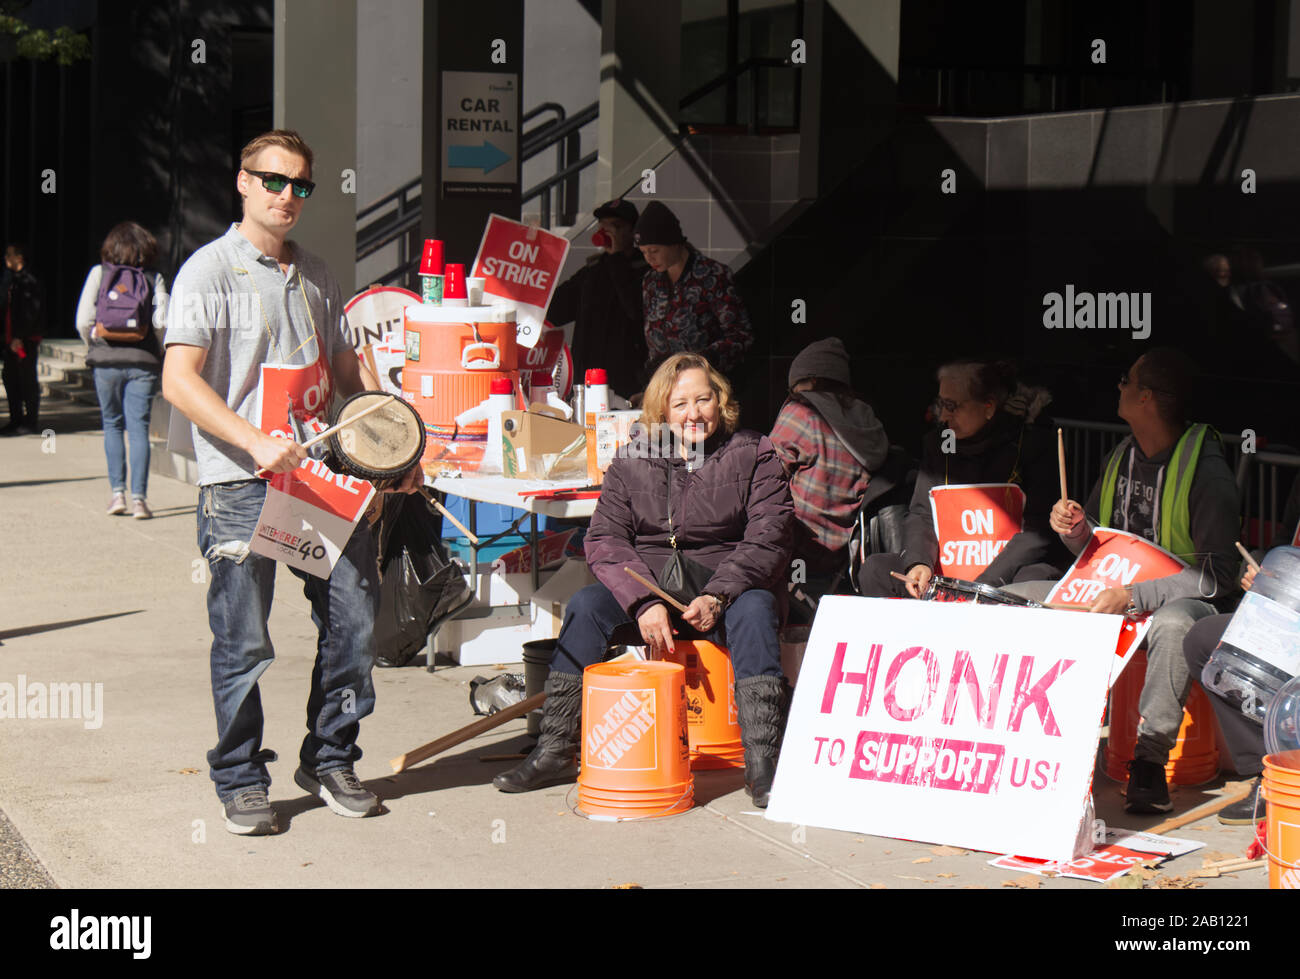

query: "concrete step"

left=41, top=380, right=99, bottom=408
left=38, top=337, right=88, bottom=367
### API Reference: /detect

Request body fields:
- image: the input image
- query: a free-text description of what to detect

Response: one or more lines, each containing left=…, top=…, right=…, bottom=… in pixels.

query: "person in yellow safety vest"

left=1046, top=348, right=1241, bottom=814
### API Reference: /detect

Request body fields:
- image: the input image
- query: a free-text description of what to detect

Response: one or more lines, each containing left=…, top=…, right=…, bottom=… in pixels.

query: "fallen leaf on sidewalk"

left=1203, top=850, right=1238, bottom=863
left=611, top=882, right=642, bottom=889
left=937, top=873, right=958, bottom=879
left=930, top=845, right=967, bottom=856
left=178, top=768, right=200, bottom=775
left=912, top=857, right=932, bottom=864
left=1001, top=876, right=1040, bottom=889
left=870, top=883, right=887, bottom=889
left=1108, top=873, right=1142, bottom=889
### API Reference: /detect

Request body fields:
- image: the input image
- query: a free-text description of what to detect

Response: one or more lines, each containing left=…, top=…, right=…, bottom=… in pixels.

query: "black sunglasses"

left=244, top=168, right=315, bottom=199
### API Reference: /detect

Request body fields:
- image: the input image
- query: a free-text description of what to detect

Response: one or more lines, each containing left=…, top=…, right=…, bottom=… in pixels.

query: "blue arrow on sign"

left=448, top=140, right=511, bottom=176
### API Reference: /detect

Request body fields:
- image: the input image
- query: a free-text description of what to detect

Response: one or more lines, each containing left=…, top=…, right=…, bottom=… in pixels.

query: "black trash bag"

left=374, top=493, right=473, bottom=668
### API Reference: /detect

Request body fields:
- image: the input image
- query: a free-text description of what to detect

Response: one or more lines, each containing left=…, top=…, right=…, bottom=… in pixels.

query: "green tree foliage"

left=0, top=1, right=91, bottom=66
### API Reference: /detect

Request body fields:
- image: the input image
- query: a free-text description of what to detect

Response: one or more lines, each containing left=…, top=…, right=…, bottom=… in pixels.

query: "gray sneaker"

left=107, top=492, right=127, bottom=516
left=294, top=766, right=381, bottom=818
left=223, top=786, right=278, bottom=835
left=132, top=498, right=152, bottom=519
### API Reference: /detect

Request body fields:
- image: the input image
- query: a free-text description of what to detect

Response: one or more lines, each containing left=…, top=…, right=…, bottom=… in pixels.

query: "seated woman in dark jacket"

left=859, top=359, right=1069, bottom=599
left=494, top=352, right=794, bottom=806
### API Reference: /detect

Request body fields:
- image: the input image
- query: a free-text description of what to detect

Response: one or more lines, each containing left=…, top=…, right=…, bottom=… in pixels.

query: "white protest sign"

left=766, top=596, right=1121, bottom=862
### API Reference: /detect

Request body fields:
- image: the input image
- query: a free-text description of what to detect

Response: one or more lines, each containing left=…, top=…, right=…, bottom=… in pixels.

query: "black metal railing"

left=679, top=54, right=800, bottom=133
left=521, top=100, right=599, bottom=229
left=356, top=177, right=422, bottom=287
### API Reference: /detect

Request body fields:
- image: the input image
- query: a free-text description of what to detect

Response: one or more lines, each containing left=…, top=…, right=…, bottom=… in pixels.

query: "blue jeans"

left=93, top=366, right=158, bottom=499
left=197, top=480, right=380, bottom=802
left=551, top=583, right=782, bottom=680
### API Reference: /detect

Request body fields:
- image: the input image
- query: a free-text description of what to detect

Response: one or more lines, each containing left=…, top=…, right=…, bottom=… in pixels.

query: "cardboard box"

left=501, top=405, right=587, bottom=479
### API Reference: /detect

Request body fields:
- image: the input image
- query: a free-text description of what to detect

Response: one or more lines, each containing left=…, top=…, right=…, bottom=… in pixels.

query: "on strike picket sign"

left=471, top=215, right=569, bottom=349
left=929, top=483, right=1025, bottom=578
left=344, top=286, right=419, bottom=395
left=250, top=358, right=376, bottom=579
left=1045, top=528, right=1187, bottom=685
left=766, top=596, right=1121, bottom=861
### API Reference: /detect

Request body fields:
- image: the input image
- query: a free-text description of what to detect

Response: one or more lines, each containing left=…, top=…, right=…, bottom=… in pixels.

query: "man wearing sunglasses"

left=1025, top=348, right=1240, bottom=814
left=163, top=129, right=417, bottom=837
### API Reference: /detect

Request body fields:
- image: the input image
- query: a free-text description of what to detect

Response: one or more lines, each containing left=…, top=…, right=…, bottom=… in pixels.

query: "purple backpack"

left=95, top=263, right=153, bottom=342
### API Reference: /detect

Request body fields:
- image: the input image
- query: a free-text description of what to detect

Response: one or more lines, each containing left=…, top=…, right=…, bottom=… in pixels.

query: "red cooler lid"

left=585, top=368, right=607, bottom=385
left=490, top=378, right=513, bottom=395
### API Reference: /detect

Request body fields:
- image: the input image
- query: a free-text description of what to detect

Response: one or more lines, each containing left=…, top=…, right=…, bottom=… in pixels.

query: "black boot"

left=493, top=672, right=582, bottom=793
left=736, top=674, right=787, bottom=808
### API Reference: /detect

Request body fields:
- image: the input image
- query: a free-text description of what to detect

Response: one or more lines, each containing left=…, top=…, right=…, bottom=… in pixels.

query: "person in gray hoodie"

left=1034, top=347, right=1240, bottom=815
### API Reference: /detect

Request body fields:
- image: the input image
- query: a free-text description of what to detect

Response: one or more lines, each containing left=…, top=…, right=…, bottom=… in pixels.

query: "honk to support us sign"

left=767, top=597, right=1121, bottom=863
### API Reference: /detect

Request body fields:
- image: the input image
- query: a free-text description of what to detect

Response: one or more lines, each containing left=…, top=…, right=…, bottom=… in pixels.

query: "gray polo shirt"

left=164, top=224, right=349, bottom=485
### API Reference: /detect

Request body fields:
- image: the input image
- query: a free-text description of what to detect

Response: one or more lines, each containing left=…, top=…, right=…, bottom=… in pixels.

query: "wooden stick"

left=428, top=494, right=480, bottom=546
left=254, top=394, right=398, bottom=478
left=890, top=570, right=911, bottom=583
left=300, top=394, right=398, bottom=450
left=1235, top=541, right=1262, bottom=573
left=390, top=692, right=545, bottom=773
left=623, top=566, right=690, bottom=613
left=1057, top=427, right=1068, bottom=501
left=1145, top=782, right=1255, bottom=835
left=1204, top=856, right=1267, bottom=871
left=1044, top=602, right=1086, bottom=611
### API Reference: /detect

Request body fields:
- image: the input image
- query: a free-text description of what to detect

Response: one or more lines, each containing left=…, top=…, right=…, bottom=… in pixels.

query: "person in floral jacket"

left=635, top=201, right=753, bottom=377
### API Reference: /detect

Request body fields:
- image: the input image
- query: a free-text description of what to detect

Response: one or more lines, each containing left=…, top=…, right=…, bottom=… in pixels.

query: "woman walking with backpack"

left=76, top=222, right=170, bottom=518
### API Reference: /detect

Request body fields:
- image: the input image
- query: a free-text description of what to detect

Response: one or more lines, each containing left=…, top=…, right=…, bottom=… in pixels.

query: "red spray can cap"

left=419, top=239, right=444, bottom=276
left=444, top=263, right=467, bottom=299
left=489, top=378, right=513, bottom=395
left=585, top=368, right=607, bottom=385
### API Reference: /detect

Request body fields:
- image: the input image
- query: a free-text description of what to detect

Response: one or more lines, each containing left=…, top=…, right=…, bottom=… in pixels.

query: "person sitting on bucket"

left=1007, top=347, right=1241, bottom=814
left=494, top=352, right=794, bottom=807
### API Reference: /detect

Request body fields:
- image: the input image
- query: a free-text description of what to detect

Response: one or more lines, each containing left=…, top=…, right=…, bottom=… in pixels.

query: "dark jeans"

left=197, top=479, right=380, bottom=803
left=551, top=582, right=782, bottom=681
left=2, top=339, right=39, bottom=426
left=1184, top=613, right=1266, bottom=776
left=93, top=366, right=158, bottom=499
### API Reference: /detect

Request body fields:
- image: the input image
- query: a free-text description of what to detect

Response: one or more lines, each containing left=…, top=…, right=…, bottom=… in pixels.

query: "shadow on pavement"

left=0, top=610, right=145, bottom=641
left=0, top=475, right=103, bottom=489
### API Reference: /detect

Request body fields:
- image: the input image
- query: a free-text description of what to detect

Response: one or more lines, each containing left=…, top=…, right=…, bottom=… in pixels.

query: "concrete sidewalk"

left=0, top=404, right=1268, bottom=889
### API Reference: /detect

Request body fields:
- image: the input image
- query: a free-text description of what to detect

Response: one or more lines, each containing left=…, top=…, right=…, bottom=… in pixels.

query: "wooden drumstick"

left=624, top=566, right=690, bottom=613
left=1057, top=427, right=1068, bottom=502
left=1235, top=541, right=1262, bottom=573
left=428, top=494, right=481, bottom=546
left=890, top=571, right=911, bottom=583
left=390, top=692, right=545, bottom=773
left=254, top=394, right=398, bottom=478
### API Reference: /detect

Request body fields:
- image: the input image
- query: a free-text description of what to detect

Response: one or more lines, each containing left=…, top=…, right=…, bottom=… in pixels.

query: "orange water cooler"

left=401, top=304, right=519, bottom=472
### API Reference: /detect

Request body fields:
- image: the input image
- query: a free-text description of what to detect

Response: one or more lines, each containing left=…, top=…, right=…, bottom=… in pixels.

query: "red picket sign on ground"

left=471, top=215, right=570, bottom=349
left=929, top=483, right=1026, bottom=578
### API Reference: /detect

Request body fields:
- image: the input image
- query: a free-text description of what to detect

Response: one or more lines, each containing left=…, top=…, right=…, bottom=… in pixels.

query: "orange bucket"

left=402, top=305, right=518, bottom=469
left=1105, top=650, right=1221, bottom=785
left=1262, top=751, right=1300, bottom=889
left=667, top=640, right=745, bottom=770
left=576, top=661, right=693, bottom=820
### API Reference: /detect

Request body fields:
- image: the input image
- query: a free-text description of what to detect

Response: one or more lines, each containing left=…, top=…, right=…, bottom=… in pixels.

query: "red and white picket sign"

left=250, top=353, right=375, bottom=580
left=766, top=596, right=1121, bottom=862
left=518, top=321, right=574, bottom=400
left=929, top=483, right=1026, bottom=579
left=1045, top=528, right=1186, bottom=685
left=471, top=215, right=570, bottom=350
left=345, top=285, right=419, bottom=395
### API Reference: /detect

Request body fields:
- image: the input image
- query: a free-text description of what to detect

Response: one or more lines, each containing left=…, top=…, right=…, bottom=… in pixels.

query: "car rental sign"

left=766, top=596, right=1121, bottom=862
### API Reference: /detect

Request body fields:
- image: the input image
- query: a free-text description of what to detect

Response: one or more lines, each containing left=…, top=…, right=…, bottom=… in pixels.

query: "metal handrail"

left=679, top=55, right=792, bottom=109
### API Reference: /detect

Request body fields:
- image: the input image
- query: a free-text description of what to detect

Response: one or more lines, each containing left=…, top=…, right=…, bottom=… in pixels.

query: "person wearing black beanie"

left=635, top=201, right=752, bottom=376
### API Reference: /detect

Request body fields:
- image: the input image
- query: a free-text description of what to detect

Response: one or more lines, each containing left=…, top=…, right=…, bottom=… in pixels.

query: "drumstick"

left=1057, top=428, right=1068, bottom=501
left=429, top=495, right=481, bottom=546
left=1235, top=541, right=1262, bottom=573
left=623, top=567, right=690, bottom=613
left=253, top=394, right=398, bottom=478
left=299, top=394, right=398, bottom=450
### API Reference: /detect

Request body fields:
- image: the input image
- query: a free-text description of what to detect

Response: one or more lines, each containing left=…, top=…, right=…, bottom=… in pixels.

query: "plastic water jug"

left=1265, top=672, right=1300, bottom=754
left=1202, top=546, right=1300, bottom=723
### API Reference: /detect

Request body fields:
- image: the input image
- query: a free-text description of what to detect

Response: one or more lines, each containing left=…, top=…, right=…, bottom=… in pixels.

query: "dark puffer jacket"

left=585, top=428, right=794, bottom=617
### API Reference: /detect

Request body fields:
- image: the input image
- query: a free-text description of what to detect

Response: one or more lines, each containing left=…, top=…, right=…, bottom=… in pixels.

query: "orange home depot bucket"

left=1262, top=751, right=1300, bottom=889
left=1105, top=650, right=1221, bottom=785
left=401, top=305, right=519, bottom=470
left=576, top=661, right=694, bottom=820
left=667, top=640, right=745, bottom=770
